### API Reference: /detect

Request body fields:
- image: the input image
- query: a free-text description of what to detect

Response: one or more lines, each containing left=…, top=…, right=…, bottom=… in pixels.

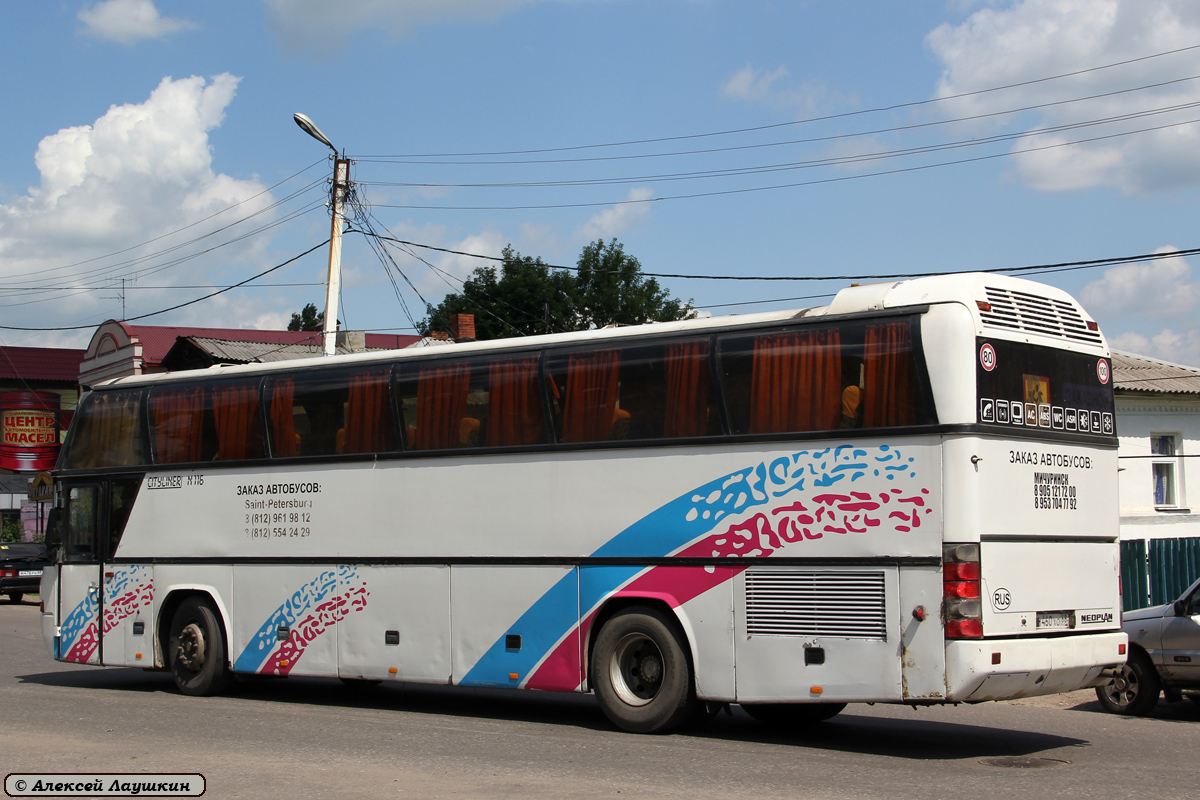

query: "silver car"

left=1097, top=576, right=1200, bottom=715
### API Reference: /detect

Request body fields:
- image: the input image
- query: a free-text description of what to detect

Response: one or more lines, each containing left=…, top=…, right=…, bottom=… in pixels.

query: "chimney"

left=449, top=313, right=476, bottom=342
left=429, top=330, right=452, bottom=341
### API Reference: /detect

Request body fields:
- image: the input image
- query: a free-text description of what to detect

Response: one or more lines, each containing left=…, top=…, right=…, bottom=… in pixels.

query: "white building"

left=1113, top=351, right=1200, bottom=541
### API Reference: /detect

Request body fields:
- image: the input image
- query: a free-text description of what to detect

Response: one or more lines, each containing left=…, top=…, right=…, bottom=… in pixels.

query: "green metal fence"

left=1119, top=537, right=1200, bottom=611
left=1120, top=539, right=1149, bottom=612
left=1149, top=537, right=1200, bottom=606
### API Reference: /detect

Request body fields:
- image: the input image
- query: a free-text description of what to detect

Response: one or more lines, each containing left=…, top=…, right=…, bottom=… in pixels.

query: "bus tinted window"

left=268, top=367, right=395, bottom=458
left=149, top=379, right=265, bottom=463
left=546, top=339, right=719, bottom=443
left=60, top=390, right=146, bottom=469
left=395, top=355, right=548, bottom=450
left=719, top=319, right=926, bottom=435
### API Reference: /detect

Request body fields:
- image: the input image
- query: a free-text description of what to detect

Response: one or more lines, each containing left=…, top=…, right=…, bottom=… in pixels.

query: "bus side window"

left=717, top=327, right=843, bottom=436
left=269, top=368, right=394, bottom=457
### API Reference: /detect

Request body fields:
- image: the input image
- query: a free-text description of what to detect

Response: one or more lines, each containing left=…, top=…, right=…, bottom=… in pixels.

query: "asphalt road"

left=2, top=598, right=1197, bottom=800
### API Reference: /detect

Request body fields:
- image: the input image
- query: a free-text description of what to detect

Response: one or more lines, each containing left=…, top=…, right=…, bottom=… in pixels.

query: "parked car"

left=0, top=542, right=50, bottom=604
left=1096, top=576, right=1200, bottom=715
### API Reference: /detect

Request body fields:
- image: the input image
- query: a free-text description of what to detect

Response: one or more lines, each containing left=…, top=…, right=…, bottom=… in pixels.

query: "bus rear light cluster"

left=943, top=543, right=983, bottom=639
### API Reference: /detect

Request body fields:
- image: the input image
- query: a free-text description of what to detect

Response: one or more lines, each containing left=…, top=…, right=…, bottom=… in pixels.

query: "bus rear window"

left=60, top=389, right=146, bottom=469
left=976, top=339, right=1115, bottom=436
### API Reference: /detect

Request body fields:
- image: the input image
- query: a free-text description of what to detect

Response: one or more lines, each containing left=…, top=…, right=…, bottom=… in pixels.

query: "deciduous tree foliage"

left=288, top=303, right=324, bottom=332
left=420, top=240, right=692, bottom=340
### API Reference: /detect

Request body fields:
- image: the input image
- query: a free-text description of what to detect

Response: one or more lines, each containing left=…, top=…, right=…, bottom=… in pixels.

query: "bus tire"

left=168, top=596, right=232, bottom=697
left=741, top=702, right=846, bottom=726
left=591, top=606, right=697, bottom=734
left=1095, top=649, right=1160, bottom=716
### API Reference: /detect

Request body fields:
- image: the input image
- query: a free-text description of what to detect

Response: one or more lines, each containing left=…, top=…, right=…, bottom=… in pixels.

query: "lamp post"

left=294, top=113, right=350, bottom=357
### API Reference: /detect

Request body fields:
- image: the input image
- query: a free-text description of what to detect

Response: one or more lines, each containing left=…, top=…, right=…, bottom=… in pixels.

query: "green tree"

left=288, top=303, right=324, bottom=332
left=1, top=515, right=23, bottom=543
left=420, top=240, right=692, bottom=340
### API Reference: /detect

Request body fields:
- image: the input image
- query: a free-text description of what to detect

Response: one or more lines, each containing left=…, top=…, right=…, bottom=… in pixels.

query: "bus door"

left=98, top=476, right=147, bottom=667
left=56, top=482, right=104, bottom=664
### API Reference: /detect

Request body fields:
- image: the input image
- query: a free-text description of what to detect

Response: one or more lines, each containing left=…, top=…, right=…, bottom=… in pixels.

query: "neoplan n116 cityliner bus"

left=40, top=273, right=1127, bottom=733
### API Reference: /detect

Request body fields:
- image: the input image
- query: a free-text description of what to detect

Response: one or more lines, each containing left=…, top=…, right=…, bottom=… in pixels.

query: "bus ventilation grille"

left=745, top=569, right=887, bottom=640
left=980, top=287, right=1103, bottom=344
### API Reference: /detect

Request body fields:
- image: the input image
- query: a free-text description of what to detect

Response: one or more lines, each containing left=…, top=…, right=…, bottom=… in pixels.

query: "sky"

left=2, top=0, right=1200, bottom=366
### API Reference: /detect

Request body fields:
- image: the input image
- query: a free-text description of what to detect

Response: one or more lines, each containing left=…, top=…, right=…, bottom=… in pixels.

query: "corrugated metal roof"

left=185, top=337, right=392, bottom=364
left=1112, top=351, right=1200, bottom=395
left=114, top=322, right=418, bottom=366
left=0, top=347, right=85, bottom=383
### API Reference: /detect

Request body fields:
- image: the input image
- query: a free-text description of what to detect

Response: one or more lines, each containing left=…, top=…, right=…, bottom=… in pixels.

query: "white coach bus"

left=40, top=273, right=1127, bottom=733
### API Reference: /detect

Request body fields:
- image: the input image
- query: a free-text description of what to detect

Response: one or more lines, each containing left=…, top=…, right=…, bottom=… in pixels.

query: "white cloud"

left=721, top=65, right=847, bottom=115
left=926, top=0, right=1200, bottom=193
left=265, top=0, right=575, bottom=53
left=1109, top=328, right=1200, bottom=368
left=1079, top=247, right=1200, bottom=318
left=576, top=187, right=654, bottom=241
left=78, top=0, right=196, bottom=44
left=0, top=75, right=277, bottom=344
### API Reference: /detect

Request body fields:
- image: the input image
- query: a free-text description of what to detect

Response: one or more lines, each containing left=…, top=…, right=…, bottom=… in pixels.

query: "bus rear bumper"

left=945, top=631, right=1128, bottom=702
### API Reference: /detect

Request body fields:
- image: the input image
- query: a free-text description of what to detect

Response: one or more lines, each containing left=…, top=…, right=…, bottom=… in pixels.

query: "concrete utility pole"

left=323, top=157, right=350, bottom=356
left=293, top=112, right=348, bottom=356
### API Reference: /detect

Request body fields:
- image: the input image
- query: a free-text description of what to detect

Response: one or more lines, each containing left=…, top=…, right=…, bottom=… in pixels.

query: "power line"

left=356, top=74, right=1200, bottom=170
left=359, top=114, right=1200, bottom=211
left=350, top=231, right=1200, bottom=283
left=350, top=43, right=1200, bottom=159
left=0, top=240, right=330, bottom=331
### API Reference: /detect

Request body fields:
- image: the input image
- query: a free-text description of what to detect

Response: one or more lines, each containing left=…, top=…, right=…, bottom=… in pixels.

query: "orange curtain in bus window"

left=345, top=369, right=392, bottom=454
left=561, top=349, right=621, bottom=443
left=862, top=322, right=915, bottom=428
left=151, top=386, right=204, bottom=463
left=213, top=381, right=264, bottom=461
left=414, top=363, right=471, bottom=450
left=487, top=356, right=546, bottom=447
left=270, top=378, right=298, bottom=457
left=664, top=340, right=711, bottom=438
left=749, top=329, right=841, bottom=434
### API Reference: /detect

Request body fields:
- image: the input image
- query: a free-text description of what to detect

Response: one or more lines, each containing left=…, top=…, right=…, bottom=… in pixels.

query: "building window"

left=1151, top=434, right=1181, bottom=508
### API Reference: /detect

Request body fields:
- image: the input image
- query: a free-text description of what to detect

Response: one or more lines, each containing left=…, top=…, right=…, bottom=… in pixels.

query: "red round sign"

left=1097, top=358, right=1110, bottom=384
left=979, top=343, right=997, bottom=372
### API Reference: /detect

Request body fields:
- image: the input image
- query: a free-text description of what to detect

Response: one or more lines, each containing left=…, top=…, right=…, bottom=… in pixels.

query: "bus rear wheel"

left=741, top=702, right=846, bottom=726
left=591, top=606, right=697, bottom=734
left=168, top=596, right=232, bottom=697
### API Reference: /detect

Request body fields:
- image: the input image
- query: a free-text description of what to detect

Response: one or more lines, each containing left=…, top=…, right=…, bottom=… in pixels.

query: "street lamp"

left=294, top=112, right=349, bottom=356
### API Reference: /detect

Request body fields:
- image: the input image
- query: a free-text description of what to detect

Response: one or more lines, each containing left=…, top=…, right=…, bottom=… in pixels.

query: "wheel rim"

left=176, top=621, right=207, bottom=673
left=1102, top=664, right=1138, bottom=707
left=608, top=632, right=665, bottom=707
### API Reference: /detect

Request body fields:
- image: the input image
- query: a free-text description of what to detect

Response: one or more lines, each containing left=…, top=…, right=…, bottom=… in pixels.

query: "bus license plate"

left=1036, top=611, right=1073, bottom=630
left=18, top=570, right=42, bottom=577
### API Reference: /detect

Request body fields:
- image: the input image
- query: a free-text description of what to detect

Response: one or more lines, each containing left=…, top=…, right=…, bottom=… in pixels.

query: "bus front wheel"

left=168, top=596, right=232, bottom=697
left=591, top=606, right=697, bottom=734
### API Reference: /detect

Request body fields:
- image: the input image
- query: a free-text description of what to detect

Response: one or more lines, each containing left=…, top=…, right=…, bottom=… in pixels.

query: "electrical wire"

left=350, top=231, right=1200, bottom=283
left=351, top=43, right=1200, bottom=159
left=0, top=241, right=330, bottom=331
left=356, top=75, right=1200, bottom=170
